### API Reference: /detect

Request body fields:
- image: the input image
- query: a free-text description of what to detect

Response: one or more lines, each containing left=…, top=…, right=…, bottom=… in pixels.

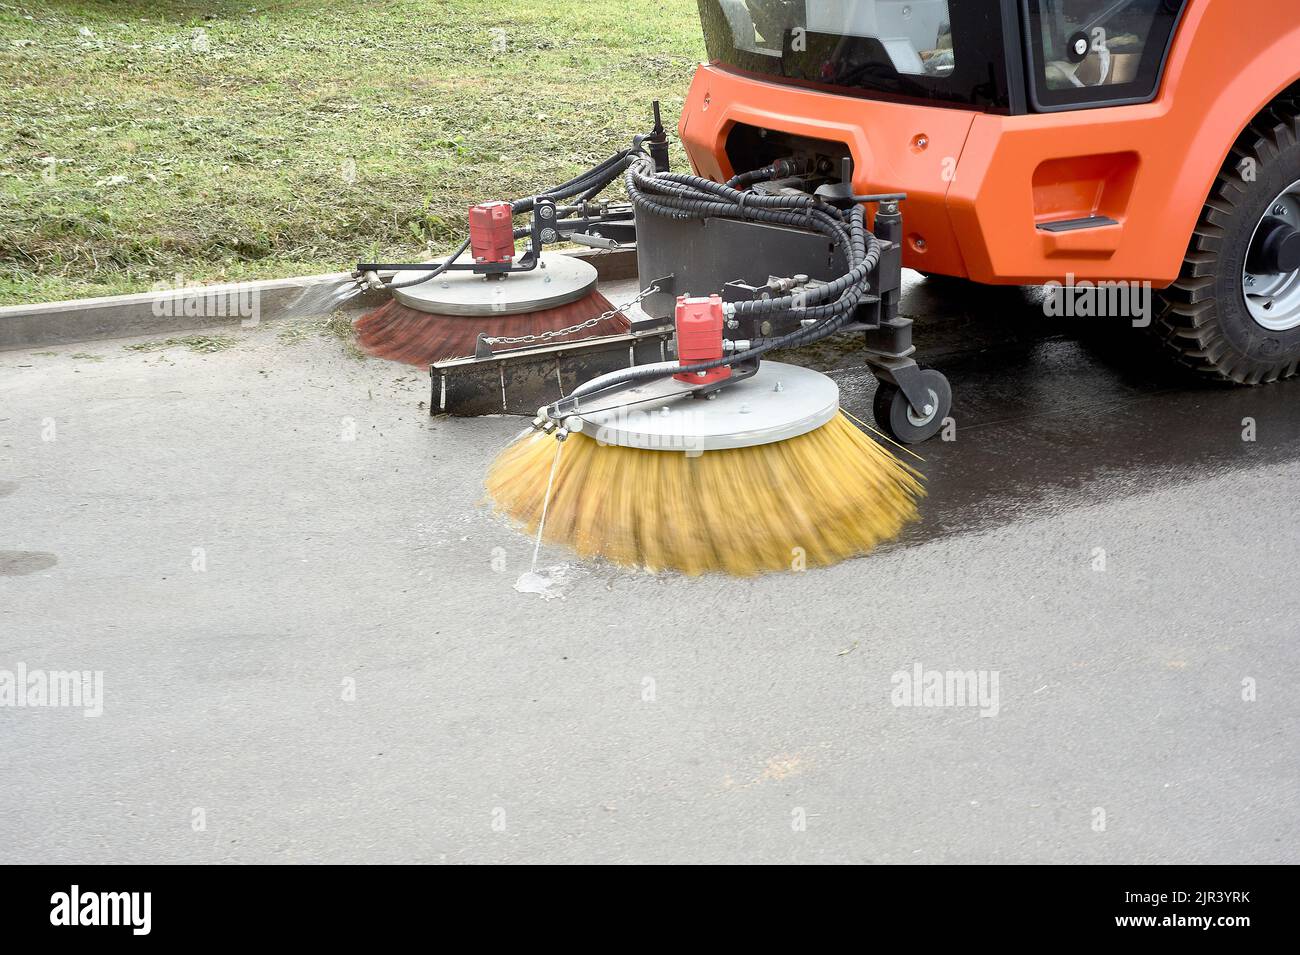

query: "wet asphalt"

left=830, top=277, right=1300, bottom=545
left=0, top=271, right=1296, bottom=863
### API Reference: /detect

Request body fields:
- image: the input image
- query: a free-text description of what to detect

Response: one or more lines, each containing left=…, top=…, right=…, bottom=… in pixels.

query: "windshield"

left=722, top=0, right=955, bottom=75
left=697, top=1, right=1012, bottom=111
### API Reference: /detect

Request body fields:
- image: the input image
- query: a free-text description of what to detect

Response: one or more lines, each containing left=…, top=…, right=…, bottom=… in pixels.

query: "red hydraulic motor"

left=672, top=294, right=732, bottom=386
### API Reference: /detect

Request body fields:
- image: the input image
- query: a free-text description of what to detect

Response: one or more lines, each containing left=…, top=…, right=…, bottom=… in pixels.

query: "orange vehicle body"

left=679, top=0, right=1300, bottom=287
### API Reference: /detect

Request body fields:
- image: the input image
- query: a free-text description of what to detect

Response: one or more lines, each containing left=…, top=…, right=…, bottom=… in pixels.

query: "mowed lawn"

left=0, top=0, right=704, bottom=304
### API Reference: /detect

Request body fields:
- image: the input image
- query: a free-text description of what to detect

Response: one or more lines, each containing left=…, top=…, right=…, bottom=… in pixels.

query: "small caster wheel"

left=873, top=368, right=951, bottom=444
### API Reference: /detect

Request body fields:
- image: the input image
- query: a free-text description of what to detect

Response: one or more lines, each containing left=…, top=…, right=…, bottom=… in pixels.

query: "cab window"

left=1024, top=0, right=1189, bottom=110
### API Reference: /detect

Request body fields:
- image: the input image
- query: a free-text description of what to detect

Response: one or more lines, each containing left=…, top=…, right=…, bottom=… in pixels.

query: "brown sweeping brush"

left=355, top=192, right=635, bottom=366
left=485, top=410, right=923, bottom=576
left=354, top=288, right=629, bottom=366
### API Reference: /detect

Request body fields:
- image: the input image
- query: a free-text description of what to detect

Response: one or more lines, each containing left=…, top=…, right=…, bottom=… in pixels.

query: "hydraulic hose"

left=561, top=152, right=880, bottom=403
left=512, top=147, right=635, bottom=214
left=566, top=207, right=871, bottom=401
left=382, top=142, right=645, bottom=290
left=724, top=157, right=806, bottom=190
left=379, top=136, right=883, bottom=400
left=383, top=238, right=471, bottom=290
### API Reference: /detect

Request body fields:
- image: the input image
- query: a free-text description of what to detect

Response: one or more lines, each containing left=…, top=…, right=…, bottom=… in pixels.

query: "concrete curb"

left=0, top=248, right=638, bottom=351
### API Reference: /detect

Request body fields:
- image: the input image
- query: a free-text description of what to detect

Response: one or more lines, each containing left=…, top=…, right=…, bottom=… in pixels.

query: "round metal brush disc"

left=392, top=251, right=599, bottom=317
left=577, top=362, right=839, bottom=452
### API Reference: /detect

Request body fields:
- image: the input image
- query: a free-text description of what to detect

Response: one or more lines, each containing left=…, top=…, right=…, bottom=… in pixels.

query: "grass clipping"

left=486, top=412, right=924, bottom=576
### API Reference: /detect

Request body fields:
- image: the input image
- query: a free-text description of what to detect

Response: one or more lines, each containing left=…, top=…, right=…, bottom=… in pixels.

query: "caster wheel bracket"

left=869, top=361, right=953, bottom=445
left=869, top=357, right=936, bottom=419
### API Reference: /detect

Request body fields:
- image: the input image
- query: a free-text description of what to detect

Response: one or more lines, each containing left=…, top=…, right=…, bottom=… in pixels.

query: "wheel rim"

left=1243, top=179, right=1300, bottom=332
left=905, top=388, right=939, bottom=427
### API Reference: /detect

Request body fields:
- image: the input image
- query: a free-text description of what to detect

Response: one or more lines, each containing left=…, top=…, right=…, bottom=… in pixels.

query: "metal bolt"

left=915, top=136, right=929, bottom=150
left=923, top=404, right=935, bottom=417
left=1275, top=204, right=1287, bottom=216
left=774, top=380, right=784, bottom=392
left=1245, top=275, right=1256, bottom=287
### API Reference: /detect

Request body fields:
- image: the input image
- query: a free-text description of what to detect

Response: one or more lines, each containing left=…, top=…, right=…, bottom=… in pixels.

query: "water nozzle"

left=353, top=269, right=385, bottom=292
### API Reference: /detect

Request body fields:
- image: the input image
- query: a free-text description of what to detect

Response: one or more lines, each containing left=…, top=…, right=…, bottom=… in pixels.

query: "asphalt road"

left=2, top=274, right=1296, bottom=863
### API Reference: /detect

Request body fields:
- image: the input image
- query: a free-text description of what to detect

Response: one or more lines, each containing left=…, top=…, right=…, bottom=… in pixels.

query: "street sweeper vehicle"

left=677, top=0, right=1300, bottom=387
left=350, top=0, right=1300, bottom=575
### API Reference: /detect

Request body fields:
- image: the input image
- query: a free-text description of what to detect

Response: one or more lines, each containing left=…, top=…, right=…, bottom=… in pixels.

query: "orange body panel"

left=679, top=1, right=1300, bottom=287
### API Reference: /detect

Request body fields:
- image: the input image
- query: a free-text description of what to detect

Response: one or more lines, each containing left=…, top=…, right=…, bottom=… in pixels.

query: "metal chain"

left=483, top=284, right=660, bottom=347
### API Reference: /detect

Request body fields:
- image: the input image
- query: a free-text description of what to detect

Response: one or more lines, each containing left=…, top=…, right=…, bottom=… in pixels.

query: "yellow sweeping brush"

left=486, top=410, right=922, bottom=576
left=481, top=154, right=936, bottom=575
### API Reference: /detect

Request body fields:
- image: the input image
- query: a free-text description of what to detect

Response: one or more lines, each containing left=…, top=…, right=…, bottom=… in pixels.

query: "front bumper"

left=679, top=65, right=1193, bottom=286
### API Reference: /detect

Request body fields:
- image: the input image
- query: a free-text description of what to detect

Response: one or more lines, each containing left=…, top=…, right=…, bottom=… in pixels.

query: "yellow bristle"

left=485, top=412, right=924, bottom=576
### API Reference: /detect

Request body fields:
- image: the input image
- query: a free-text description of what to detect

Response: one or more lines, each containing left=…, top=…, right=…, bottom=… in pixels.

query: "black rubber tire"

left=1154, top=96, right=1300, bottom=384
left=872, top=368, right=952, bottom=445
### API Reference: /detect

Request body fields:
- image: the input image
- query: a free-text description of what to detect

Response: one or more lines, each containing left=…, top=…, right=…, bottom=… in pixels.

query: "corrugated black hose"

left=558, top=152, right=878, bottom=402
left=383, top=146, right=640, bottom=290
left=379, top=139, right=879, bottom=393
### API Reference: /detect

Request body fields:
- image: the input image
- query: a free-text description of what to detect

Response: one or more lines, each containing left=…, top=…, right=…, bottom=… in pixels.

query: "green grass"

left=0, top=0, right=704, bottom=305
left=318, top=309, right=367, bottom=359
left=123, top=333, right=238, bottom=353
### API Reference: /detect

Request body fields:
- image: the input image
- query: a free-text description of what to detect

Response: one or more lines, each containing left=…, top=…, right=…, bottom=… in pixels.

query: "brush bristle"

left=485, top=413, right=924, bottom=576
left=354, top=291, right=630, bottom=366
